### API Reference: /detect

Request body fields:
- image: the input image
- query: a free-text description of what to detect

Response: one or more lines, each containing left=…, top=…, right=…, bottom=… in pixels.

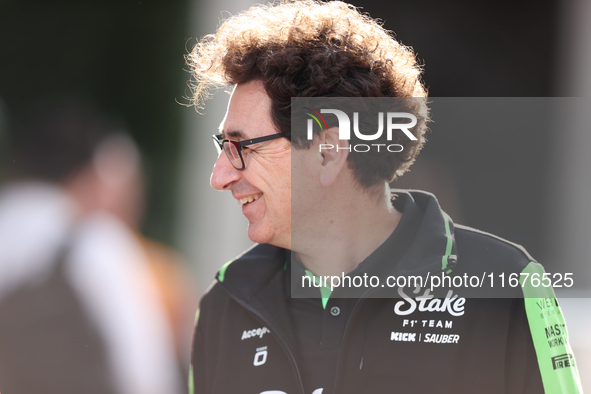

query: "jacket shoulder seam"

left=454, top=223, right=536, bottom=263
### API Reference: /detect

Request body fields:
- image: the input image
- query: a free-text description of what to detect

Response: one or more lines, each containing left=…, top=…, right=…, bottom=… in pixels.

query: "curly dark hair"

left=187, top=0, right=429, bottom=188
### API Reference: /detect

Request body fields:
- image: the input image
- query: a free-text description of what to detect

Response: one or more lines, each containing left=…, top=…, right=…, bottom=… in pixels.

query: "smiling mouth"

left=238, top=194, right=262, bottom=206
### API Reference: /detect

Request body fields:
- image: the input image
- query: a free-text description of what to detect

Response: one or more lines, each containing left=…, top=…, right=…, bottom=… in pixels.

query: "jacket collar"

left=216, top=189, right=458, bottom=301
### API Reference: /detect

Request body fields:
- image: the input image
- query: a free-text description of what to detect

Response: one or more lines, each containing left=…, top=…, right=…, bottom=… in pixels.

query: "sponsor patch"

left=552, top=353, right=575, bottom=370
left=241, top=327, right=270, bottom=340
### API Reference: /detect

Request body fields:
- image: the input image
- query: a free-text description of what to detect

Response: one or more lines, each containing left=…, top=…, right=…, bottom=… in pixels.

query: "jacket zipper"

left=330, top=267, right=449, bottom=393
left=330, top=291, right=371, bottom=394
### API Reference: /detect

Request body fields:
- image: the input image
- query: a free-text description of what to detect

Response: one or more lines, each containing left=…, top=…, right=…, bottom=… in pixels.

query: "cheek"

left=263, top=180, right=291, bottom=227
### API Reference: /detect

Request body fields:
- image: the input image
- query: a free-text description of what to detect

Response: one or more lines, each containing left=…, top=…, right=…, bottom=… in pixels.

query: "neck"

left=294, top=184, right=402, bottom=277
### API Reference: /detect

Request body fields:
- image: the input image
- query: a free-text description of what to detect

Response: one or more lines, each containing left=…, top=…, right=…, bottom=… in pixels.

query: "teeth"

left=238, top=194, right=262, bottom=205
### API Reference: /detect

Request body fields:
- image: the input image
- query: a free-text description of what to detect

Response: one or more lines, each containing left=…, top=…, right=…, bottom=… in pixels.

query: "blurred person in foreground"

left=186, top=1, right=582, bottom=393
left=0, top=98, right=188, bottom=394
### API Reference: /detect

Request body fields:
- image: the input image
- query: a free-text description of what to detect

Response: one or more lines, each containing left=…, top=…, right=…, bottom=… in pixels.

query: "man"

left=187, top=1, right=582, bottom=393
left=0, top=98, right=182, bottom=394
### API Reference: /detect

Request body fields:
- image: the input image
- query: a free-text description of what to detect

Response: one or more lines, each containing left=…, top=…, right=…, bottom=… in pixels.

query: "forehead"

left=222, top=80, right=276, bottom=139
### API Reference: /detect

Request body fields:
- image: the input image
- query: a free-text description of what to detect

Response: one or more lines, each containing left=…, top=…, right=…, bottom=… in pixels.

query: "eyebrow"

left=220, top=129, right=247, bottom=140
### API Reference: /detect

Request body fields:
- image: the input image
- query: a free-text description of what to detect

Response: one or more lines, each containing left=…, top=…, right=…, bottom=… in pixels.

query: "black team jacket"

left=190, top=190, right=582, bottom=394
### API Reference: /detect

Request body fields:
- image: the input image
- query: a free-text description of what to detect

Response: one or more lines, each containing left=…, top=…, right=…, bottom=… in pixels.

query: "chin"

left=247, top=223, right=272, bottom=245
left=248, top=223, right=289, bottom=249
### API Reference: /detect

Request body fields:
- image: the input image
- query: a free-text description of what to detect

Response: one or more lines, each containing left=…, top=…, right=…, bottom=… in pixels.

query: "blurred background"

left=0, top=0, right=589, bottom=392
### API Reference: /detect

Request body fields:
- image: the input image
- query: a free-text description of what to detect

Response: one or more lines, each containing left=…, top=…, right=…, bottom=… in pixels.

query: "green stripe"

left=217, top=260, right=232, bottom=282
left=305, top=270, right=332, bottom=309
left=305, top=112, right=324, bottom=130
left=189, top=309, right=199, bottom=394
left=522, top=262, right=582, bottom=393
left=441, top=214, right=453, bottom=273
left=188, top=364, right=195, bottom=394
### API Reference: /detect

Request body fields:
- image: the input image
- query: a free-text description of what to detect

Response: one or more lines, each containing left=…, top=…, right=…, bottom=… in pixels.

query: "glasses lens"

left=223, top=140, right=243, bottom=169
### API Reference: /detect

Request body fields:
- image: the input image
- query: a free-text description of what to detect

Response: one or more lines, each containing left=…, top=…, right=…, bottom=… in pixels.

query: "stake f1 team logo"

left=303, top=107, right=417, bottom=153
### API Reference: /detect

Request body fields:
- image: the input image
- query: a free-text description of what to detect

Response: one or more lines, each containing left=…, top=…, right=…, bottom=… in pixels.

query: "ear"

left=318, top=126, right=349, bottom=187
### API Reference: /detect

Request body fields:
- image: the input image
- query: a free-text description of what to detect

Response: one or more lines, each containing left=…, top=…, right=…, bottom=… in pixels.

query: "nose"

left=210, top=151, right=242, bottom=191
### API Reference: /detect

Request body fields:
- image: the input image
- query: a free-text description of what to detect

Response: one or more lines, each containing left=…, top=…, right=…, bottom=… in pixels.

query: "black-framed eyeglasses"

left=212, top=133, right=285, bottom=170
